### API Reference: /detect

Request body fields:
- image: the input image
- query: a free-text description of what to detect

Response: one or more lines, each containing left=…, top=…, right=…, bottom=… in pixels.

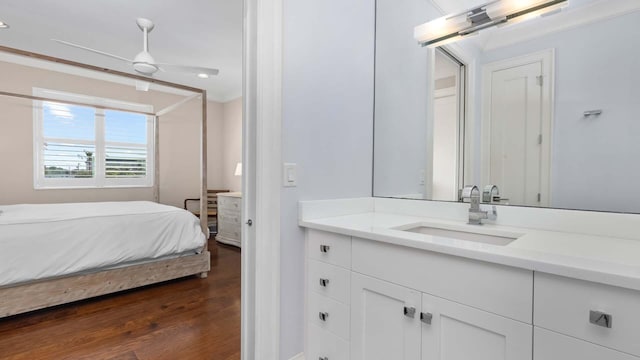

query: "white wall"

left=221, top=97, right=243, bottom=192
left=476, top=11, right=640, bottom=212
left=280, top=0, right=375, bottom=358
left=207, top=102, right=225, bottom=192
left=373, top=0, right=439, bottom=198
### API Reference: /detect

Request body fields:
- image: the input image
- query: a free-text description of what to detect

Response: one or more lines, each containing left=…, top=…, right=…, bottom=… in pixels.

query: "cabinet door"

left=351, top=273, right=421, bottom=360
left=422, top=292, right=532, bottom=360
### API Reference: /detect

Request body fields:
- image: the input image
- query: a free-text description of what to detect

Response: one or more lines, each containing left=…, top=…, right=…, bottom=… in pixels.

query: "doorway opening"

left=430, top=47, right=466, bottom=202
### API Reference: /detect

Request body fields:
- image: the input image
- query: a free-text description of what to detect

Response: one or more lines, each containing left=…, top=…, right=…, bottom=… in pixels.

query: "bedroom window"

left=33, top=88, right=155, bottom=189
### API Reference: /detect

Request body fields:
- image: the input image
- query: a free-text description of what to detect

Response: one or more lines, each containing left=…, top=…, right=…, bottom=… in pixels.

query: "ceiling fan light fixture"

left=133, top=62, right=158, bottom=75
left=135, top=80, right=151, bottom=91
left=197, top=73, right=210, bottom=79
left=0, top=21, right=9, bottom=29
left=132, top=51, right=158, bottom=75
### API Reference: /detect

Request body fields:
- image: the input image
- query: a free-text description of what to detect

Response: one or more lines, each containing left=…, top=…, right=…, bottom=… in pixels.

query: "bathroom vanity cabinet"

left=533, top=273, right=640, bottom=359
left=350, top=273, right=531, bottom=360
left=305, top=229, right=640, bottom=360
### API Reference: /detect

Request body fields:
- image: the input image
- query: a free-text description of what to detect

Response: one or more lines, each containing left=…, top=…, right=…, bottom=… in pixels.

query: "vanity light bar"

left=415, top=0, right=568, bottom=48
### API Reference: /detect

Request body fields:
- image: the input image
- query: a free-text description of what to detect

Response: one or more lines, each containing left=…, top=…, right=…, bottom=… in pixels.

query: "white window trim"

left=33, top=88, right=155, bottom=189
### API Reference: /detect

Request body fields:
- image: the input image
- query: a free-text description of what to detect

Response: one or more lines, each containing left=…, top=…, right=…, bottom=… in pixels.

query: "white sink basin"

left=403, top=226, right=518, bottom=246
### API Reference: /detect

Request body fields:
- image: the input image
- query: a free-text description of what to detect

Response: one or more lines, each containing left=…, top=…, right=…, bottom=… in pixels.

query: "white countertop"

left=299, top=202, right=640, bottom=291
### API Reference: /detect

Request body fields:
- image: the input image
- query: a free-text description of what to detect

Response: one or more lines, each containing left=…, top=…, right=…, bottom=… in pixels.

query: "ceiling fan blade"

left=156, top=63, right=220, bottom=76
left=51, top=39, right=134, bottom=63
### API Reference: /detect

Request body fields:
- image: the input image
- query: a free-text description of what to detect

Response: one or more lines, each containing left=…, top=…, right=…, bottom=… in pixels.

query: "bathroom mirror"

left=373, top=0, right=640, bottom=213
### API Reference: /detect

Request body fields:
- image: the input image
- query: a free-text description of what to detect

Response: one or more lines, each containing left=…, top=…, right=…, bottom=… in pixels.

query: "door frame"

left=480, top=49, right=555, bottom=206
left=426, top=43, right=475, bottom=200
left=242, top=0, right=282, bottom=359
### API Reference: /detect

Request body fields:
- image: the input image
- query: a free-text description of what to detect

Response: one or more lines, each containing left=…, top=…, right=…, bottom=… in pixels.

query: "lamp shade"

left=414, top=13, right=470, bottom=47
left=414, top=0, right=568, bottom=47
left=234, top=162, right=242, bottom=177
left=486, top=0, right=567, bottom=21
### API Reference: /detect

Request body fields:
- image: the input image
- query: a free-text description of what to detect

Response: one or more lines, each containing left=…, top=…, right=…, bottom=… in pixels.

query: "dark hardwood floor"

left=0, top=242, right=241, bottom=360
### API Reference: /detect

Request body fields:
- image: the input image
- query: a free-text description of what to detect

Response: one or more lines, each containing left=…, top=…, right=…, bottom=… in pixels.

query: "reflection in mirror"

left=373, top=0, right=640, bottom=214
left=432, top=49, right=465, bottom=202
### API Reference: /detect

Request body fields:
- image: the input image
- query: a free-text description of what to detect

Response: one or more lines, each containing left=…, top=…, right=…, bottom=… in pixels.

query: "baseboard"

left=289, top=353, right=304, bottom=360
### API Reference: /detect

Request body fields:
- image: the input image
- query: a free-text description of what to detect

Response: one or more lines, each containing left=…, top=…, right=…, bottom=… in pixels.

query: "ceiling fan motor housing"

left=133, top=51, right=158, bottom=75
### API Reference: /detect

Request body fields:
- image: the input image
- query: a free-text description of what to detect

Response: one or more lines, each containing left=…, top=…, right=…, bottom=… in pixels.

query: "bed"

left=0, top=45, right=213, bottom=319
left=0, top=201, right=210, bottom=318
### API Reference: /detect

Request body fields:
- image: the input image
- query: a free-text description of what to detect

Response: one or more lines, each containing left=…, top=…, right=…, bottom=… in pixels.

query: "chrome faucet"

left=462, top=185, right=489, bottom=225
left=483, top=185, right=499, bottom=203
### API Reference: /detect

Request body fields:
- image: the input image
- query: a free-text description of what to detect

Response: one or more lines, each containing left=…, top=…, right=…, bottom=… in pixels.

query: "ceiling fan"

left=52, top=18, right=219, bottom=78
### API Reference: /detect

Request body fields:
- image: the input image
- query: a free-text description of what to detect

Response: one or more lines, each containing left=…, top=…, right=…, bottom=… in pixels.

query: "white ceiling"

left=0, top=0, right=243, bottom=102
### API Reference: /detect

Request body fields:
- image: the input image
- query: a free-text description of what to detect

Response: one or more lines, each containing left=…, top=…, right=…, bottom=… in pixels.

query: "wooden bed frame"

left=0, top=252, right=210, bottom=318
left=0, top=46, right=213, bottom=319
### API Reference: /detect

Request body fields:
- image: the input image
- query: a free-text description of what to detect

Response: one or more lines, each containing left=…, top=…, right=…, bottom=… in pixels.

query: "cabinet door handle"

left=319, top=312, right=329, bottom=321
left=420, top=312, right=433, bottom=325
left=320, top=245, right=330, bottom=253
left=319, top=357, right=329, bottom=360
left=403, top=306, right=416, bottom=318
left=319, top=278, right=330, bottom=287
left=590, top=310, right=612, bottom=328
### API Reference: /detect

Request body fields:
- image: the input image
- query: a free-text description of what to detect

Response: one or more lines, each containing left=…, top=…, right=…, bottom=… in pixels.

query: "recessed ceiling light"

left=0, top=21, right=9, bottom=29
left=197, top=73, right=209, bottom=79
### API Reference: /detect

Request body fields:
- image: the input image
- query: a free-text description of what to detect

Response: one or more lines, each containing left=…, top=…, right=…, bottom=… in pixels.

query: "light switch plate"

left=283, top=163, right=297, bottom=187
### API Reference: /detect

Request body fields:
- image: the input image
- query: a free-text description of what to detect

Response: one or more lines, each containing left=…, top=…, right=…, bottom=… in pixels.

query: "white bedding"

left=0, top=201, right=206, bottom=287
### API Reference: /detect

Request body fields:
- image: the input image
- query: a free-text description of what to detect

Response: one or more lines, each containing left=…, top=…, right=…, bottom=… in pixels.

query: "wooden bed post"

left=154, top=115, right=160, bottom=203
left=201, top=91, right=214, bottom=259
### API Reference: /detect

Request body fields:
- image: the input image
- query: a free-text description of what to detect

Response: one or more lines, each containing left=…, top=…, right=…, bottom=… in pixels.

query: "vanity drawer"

left=308, top=230, right=351, bottom=269
left=308, top=259, right=350, bottom=304
left=534, top=272, right=640, bottom=356
left=351, top=237, right=533, bottom=323
left=308, top=292, right=350, bottom=340
left=307, top=323, right=350, bottom=360
left=534, top=327, right=639, bottom=360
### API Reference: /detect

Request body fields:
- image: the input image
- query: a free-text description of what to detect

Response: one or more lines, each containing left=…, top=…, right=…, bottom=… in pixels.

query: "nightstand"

left=215, top=192, right=241, bottom=247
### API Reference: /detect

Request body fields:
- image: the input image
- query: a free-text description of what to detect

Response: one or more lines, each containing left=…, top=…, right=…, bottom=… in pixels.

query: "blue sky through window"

left=42, top=102, right=149, bottom=170
left=43, top=102, right=95, bottom=140
left=105, top=110, right=147, bottom=144
left=43, top=102, right=147, bottom=144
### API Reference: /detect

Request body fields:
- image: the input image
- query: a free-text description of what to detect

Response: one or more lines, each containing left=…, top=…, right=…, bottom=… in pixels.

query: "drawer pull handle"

left=319, top=312, right=329, bottom=321
left=319, top=278, right=330, bottom=287
left=320, top=245, right=331, bottom=253
left=319, top=357, right=328, bottom=360
left=404, top=306, right=416, bottom=318
left=590, top=310, right=612, bottom=328
left=420, top=312, right=433, bottom=325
